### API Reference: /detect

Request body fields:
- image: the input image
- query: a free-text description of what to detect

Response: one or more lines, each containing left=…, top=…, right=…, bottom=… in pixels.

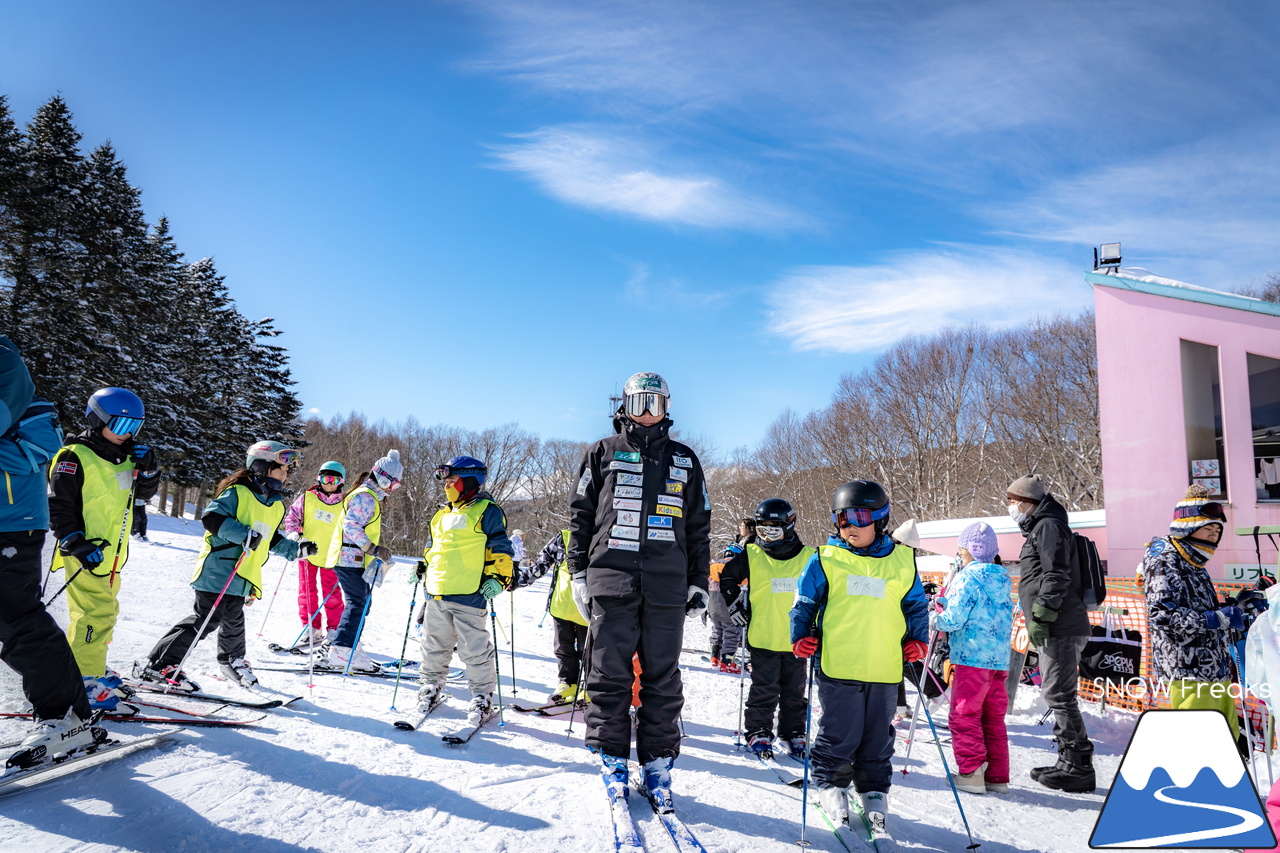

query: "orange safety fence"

left=921, top=572, right=1272, bottom=750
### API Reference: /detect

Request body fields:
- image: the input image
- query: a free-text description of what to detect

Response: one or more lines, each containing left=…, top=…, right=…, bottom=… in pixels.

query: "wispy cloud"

left=621, top=260, right=729, bottom=308
left=491, top=126, right=805, bottom=230
left=767, top=248, right=1085, bottom=354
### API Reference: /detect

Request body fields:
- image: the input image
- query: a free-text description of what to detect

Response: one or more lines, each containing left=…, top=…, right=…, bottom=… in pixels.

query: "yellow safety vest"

left=328, top=485, right=382, bottom=569
left=49, top=446, right=134, bottom=577
left=191, top=484, right=285, bottom=597
left=303, top=489, right=344, bottom=568
left=424, top=499, right=491, bottom=596
left=550, top=529, right=587, bottom=626
left=746, top=543, right=815, bottom=652
left=817, top=543, right=917, bottom=683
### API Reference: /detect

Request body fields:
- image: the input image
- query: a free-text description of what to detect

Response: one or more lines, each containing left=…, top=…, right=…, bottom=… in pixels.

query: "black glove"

left=414, top=560, right=427, bottom=581
left=128, top=442, right=157, bottom=474
left=296, top=539, right=318, bottom=559
left=59, top=532, right=104, bottom=569
left=247, top=530, right=264, bottom=551
left=729, top=596, right=750, bottom=627
left=372, top=545, right=393, bottom=562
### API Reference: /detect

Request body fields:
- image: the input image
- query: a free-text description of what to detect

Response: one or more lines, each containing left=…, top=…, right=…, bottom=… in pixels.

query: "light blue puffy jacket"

left=934, top=561, right=1014, bottom=671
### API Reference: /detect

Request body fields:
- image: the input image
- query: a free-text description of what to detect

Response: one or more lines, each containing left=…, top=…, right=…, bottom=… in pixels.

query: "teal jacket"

left=0, top=337, right=61, bottom=533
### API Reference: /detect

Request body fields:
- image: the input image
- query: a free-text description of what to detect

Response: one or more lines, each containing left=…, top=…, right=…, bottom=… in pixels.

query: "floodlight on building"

left=1094, top=242, right=1122, bottom=273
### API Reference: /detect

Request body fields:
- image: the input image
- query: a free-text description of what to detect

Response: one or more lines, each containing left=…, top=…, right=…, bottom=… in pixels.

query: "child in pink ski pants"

left=283, top=468, right=347, bottom=640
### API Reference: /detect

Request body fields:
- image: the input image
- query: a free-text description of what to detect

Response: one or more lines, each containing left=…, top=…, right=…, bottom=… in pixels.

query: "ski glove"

left=1026, top=618, right=1050, bottom=650
left=1205, top=606, right=1245, bottom=632
left=728, top=596, right=750, bottom=627
left=246, top=530, right=264, bottom=552
left=59, top=532, right=104, bottom=569
left=571, top=573, right=591, bottom=623
left=1235, top=588, right=1270, bottom=617
left=413, top=560, right=427, bottom=583
left=479, top=577, right=504, bottom=600
left=296, top=539, right=318, bottom=560
left=902, top=639, right=928, bottom=663
left=685, top=586, right=708, bottom=619
left=934, top=595, right=948, bottom=613
left=128, top=443, right=157, bottom=475
left=792, top=637, right=818, bottom=658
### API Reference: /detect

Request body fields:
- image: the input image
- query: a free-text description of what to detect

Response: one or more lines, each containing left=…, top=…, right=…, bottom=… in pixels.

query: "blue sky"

left=3, top=2, right=1278, bottom=455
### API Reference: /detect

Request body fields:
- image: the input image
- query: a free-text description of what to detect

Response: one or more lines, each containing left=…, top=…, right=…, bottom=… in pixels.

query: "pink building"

left=1091, top=269, right=1280, bottom=581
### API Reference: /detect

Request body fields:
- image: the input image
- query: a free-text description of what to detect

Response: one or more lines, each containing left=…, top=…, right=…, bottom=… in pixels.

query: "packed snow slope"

left=0, top=511, right=1140, bottom=852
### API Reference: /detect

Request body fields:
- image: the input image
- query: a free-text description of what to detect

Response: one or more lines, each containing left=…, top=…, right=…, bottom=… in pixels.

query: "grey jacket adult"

left=1016, top=493, right=1091, bottom=637
left=567, top=413, right=711, bottom=608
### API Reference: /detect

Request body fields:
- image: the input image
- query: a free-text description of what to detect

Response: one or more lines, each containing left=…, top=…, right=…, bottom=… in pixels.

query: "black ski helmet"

left=754, top=498, right=797, bottom=544
left=831, top=479, right=891, bottom=535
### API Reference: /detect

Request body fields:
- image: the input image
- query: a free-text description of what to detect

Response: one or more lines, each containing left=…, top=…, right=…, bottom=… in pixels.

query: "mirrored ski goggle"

left=756, top=524, right=786, bottom=542
left=1173, top=501, right=1226, bottom=521
left=382, top=475, right=403, bottom=492
left=625, top=392, right=668, bottom=419
left=261, top=448, right=300, bottom=466
left=832, top=505, right=890, bottom=529
left=107, top=415, right=144, bottom=436
left=318, top=472, right=344, bottom=486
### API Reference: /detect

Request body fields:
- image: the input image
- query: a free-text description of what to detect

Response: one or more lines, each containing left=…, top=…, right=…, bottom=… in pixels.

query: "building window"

left=1249, top=353, right=1280, bottom=502
left=1181, top=340, right=1226, bottom=498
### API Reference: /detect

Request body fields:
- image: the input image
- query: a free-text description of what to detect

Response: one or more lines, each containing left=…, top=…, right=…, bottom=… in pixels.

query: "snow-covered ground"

left=0, top=511, right=1143, bottom=852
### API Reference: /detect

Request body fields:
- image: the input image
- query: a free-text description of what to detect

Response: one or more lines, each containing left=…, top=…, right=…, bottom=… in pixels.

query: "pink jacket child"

left=1245, top=781, right=1280, bottom=852
left=283, top=462, right=348, bottom=647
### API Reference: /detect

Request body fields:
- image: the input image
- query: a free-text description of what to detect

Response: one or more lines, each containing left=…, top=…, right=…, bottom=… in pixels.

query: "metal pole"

left=797, top=657, right=815, bottom=848
left=390, top=580, right=421, bottom=710
left=509, top=589, right=518, bottom=696
left=164, top=531, right=253, bottom=694
left=255, top=555, right=292, bottom=637
left=489, top=596, right=506, bottom=728
left=343, top=560, right=379, bottom=675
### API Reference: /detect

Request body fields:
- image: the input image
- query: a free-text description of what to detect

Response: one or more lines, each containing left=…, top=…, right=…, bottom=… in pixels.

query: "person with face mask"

left=1006, top=473, right=1094, bottom=793
left=719, top=498, right=815, bottom=760
left=138, top=441, right=313, bottom=691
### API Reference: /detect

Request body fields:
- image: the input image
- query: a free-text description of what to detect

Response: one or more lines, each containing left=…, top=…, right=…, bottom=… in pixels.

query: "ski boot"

left=220, top=657, right=259, bottom=687
left=417, top=681, right=445, bottom=712
left=718, top=658, right=742, bottom=674
left=328, top=644, right=379, bottom=674
left=860, top=791, right=889, bottom=837
left=746, top=731, right=774, bottom=759
left=600, top=752, right=630, bottom=801
left=134, top=660, right=199, bottom=692
left=83, top=677, right=123, bottom=712
left=6, top=709, right=106, bottom=769
left=783, top=736, right=807, bottom=759
left=466, top=693, right=495, bottom=727
left=818, top=785, right=849, bottom=824
left=641, top=755, right=675, bottom=813
left=547, top=682, right=577, bottom=705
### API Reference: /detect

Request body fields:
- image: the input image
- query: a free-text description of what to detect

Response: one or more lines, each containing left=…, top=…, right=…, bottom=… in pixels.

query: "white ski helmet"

left=623, top=371, right=670, bottom=419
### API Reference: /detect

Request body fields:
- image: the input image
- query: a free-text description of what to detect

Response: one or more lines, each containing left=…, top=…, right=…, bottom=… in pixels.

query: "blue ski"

left=632, top=767, right=706, bottom=853
left=600, top=771, right=644, bottom=852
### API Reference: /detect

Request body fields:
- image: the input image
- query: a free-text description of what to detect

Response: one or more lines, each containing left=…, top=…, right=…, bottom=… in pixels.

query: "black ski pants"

left=148, top=589, right=246, bottom=668
left=0, top=531, right=91, bottom=721
left=743, top=644, right=807, bottom=740
left=812, top=673, right=896, bottom=793
left=552, top=615, right=588, bottom=684
left=585, top=593, right=685, bottom=764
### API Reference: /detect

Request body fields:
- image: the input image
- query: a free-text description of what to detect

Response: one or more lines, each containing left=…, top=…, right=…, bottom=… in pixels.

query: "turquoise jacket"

left=0, top=337, right=61, bottom=533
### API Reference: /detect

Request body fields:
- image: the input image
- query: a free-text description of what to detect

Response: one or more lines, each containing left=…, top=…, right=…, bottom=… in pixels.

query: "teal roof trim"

left=1086, top=271, right=1280, bottom=319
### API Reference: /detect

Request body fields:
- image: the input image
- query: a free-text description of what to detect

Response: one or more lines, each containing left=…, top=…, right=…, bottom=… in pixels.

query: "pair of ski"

left=0, top=729, right=182, bottom=798
left=751, top=749, right=896, bottom=852
left=391, top=695, right=499, bottom=745
left=125, top=680, right=300, bottom=711
left=603, top=764, right=706, bottom=853
left=511, top=698, right=586, bottom=717
left=253, top=660, right=426, bottom=681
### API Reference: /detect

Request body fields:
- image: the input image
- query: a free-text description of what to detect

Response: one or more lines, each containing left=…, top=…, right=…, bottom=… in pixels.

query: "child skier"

left=933, top=522, right=1013, bottom=794
left=48, top=387, right=160, bottom=710
left=710, top=518, right=754, bottom=669
left=791, top=480, right=929, bottom=840
left=325, top=450, right=402, bottom=672
left=138, top=441, right=314, bottom=690
left=519, top=529, right=589, bottom=705
left=720, top=498, right=814, bottom=759
left=416, top=456, right=515, bottom=726
left=283, top=460, right=347, bottom=648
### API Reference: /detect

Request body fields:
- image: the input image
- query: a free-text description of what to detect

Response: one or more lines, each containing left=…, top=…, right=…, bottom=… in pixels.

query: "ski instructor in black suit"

left=567, top=371, right=711, bottom=813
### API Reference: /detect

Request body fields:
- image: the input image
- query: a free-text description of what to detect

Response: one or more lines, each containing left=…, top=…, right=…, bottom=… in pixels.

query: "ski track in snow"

left=0, top=513, right=1143, bottom=852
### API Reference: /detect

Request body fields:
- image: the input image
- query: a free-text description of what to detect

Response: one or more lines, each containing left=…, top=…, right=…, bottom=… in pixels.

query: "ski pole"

left=344, top=559, right=379, bottom=675
left=903, top=627, right=942, bottom=767
left=798, top=656, right=815, bottom=848
left=41, top=565, right=86, bottom=608
left=164, top=530, right=254, bottom=694
left=488, top=595, right=506, bottom=728
left=735, top=645, right=748, bottom=749
left=1231, top=636, right=1261, bottom=788
left=509, top=588, right=518, bottom=696
left=255, top=555, right=293, bottom=637
left=108, top=478, right=138, bottom=589
left=284, top=582, right=343, bottom=651
left=390, top=579, right=421, bottom=711
left=568, top=620, right=594, bottom=739
left=914, top=673, right=981, bottom=850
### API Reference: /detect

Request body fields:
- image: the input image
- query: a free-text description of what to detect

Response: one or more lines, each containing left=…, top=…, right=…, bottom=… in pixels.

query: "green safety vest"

left=49, top=446, right=134, bottom=577
left=303, top=489, right=344, bottom=569
left=745, top=543, right=815, bottom=652
left=191, top=484, right=285, bottom=596
left=817, top=543, right=917, bottom=683
left=550, top=529, right=587, bottom=626
left=424, top=499, right=492, bottom=596
left=328, top=485, right=382, bottom=569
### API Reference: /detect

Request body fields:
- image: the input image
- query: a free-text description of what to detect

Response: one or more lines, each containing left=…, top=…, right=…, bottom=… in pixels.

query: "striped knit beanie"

left=1169, top=483, right=1226, bottom=539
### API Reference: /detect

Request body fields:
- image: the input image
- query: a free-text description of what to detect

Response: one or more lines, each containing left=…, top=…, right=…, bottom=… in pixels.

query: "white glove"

left=571, top=575, right=591, bottom=622
left=685, top=585, right=708, bottom=619
left=363, top=557, right=389, bottom=588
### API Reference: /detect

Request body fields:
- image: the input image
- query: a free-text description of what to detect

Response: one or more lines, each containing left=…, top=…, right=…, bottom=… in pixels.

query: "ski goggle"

left=258, top=448, right=300, bottom=466
left=756, top=524, right=785, bottom=542
left=1174, top=501, right=1226, bottom=521
left=107, top=415, right=144, bottom=436
left=434, top=464, right=484, bottom=481
left=625, top=392, right=668, bottom=419
left=832, top=504, right=890, bottom=529
left=318, top=472, right=343, bottom=486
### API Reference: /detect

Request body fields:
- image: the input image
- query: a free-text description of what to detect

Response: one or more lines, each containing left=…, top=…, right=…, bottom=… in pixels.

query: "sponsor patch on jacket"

left=648, top=529, right=675, bottom=541
left=611, top=525, right=640, bottom=540
left=608, top=538, right=640, bottom=552
left=657, top=495, right=682, bottom=508
left=648, top=515, right=673, bottom=528
left=613, top=498, right=642, bottom=511
left=665, top=480, right=683, bottom=494
left=575, top=470, right=592, bottom=496
left=771, top=577, right=798, bottom=594
left=614, top=451, right=641, bottom=463
left=610, top=460, right=644, bottom=473
left=655, top=504, right=682, bottom=518
left=703, top=485, right=711, bottom=511
left=617, top=473, right=643, bottom=486
left=54, top=460, right=78, bottom=475
left=617, top=510, right=641, bottom=525
left=668, top=466, right=688, bottom=483
left=673, top=455, right=692, bottom=468
left=312, top=509, right=335, bottom=524
left=615, top=485, right=643, bottom=499
left=846, top=575, right=886, bottom=598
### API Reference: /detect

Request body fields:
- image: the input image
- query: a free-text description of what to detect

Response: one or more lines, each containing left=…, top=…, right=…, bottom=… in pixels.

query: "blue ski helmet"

left=434, top=455, right=487, bottom=486
left=85, top=387, right=145, bottom=436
